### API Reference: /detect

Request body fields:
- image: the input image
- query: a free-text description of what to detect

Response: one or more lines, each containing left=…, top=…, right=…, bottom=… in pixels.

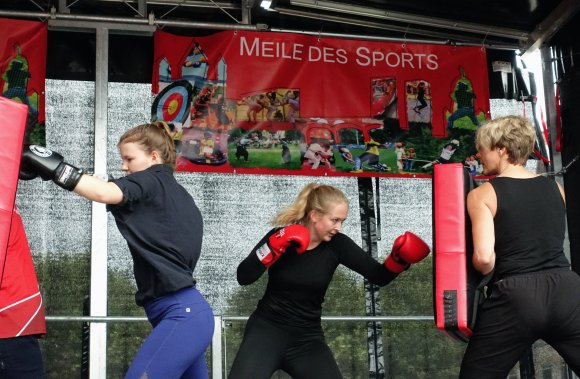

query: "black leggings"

left=0, top=336, right=44, bottom=379
left=460, top=269, right=580, bottom=378
left=228, top=313, right=342, bottom=379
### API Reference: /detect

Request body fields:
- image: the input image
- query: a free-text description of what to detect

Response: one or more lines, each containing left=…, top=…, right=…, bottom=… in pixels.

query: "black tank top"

left=491, top=176, right=569, bottom=278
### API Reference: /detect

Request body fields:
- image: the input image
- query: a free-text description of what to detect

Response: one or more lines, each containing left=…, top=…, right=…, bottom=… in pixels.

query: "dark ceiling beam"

left=273, top=6, right=520, bottom=49
left=138, top=0, right=147, bottom=17
left=0, top=9, right=267, bottom=32
left=288, top=0, right=528, bottom=41
left=96, top=0, right=240, bottom=10
left=521, top=0, right=580, bottom=59
left=0, top=0, right=529, bottom=49
left=241, top=0, right=256, bottom=24
left=57, top=0, right=69, bottom=14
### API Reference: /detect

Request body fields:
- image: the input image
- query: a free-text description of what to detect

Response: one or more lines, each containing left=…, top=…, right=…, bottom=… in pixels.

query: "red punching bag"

left=0, top=96, right=28, bottom=282
left=433, top=163, right=483, bottom=342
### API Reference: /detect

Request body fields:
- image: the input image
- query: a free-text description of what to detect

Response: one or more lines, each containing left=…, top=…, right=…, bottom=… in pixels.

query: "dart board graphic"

left=151, top=80, right=193, bottom=124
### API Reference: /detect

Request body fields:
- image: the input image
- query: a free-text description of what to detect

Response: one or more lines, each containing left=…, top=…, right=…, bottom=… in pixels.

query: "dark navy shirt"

left=107, top=164, right=203, bottom=306
left=237, top=230, right=398, bottom=328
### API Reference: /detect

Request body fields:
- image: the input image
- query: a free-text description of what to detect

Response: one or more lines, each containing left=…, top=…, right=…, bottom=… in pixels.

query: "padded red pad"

left=433, top=163, right=480, bottom=342
left=0, top=97, right=28, bottom=281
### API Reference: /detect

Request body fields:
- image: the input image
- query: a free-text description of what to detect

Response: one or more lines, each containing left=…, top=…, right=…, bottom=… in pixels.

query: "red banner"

left=0, top=18, right=47, bottom=145
left=153, top=30, right=489, bottom=177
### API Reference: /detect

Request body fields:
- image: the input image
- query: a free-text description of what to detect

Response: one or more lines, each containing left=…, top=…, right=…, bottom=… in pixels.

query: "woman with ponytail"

left=229, top=183, right=430, bottom=379
left=20, top=121, right=214, bottom=378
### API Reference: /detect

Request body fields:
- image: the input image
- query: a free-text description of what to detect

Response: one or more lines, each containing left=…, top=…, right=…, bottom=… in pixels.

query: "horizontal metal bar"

left=0, top=7, right=516, bottom=49
left=47, top=316, right=149, bottom=322
left=159, top=19, right=267, bottom=30
left=97, top=0, right=240, bottom=9
left=223, top=315, right=435, bottom=322
left=273, top=7, right=520, bottom=50
left=271, top=27, right=518, bottom=50
left=0, top=9, right=266, bottom=31
left=289, top=0, right=528, bottom=41
left=46, top=315, right=434, bottom=322
left=0, top=9, right=47, bottom=19
left=48, top=19, right=157, bottom=33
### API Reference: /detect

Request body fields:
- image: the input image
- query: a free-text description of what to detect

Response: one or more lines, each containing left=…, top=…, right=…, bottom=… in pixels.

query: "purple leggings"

left=125, top=287, right=214, bottom=379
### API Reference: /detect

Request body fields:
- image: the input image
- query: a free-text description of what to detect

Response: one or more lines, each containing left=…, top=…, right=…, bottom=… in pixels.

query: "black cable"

left=542, top=153, right=580, bottom=176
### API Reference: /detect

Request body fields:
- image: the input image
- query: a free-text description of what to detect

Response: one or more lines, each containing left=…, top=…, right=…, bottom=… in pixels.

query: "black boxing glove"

left=19, top=156, right=39, bottom=180
left=20, top=145, right=84, bottom=191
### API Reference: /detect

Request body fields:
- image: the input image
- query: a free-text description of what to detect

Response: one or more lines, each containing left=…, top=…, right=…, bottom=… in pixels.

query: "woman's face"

left=477, top=146, right=503, bottom=176
left=119, top=142, right=159, bottom=174
left=309, top=201, right=349, bottom=243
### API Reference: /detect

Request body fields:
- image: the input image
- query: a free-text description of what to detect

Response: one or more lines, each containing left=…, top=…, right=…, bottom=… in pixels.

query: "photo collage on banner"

left=152, top=30, right=490, bottom=177
left=0, top=18, right=47, bottom=146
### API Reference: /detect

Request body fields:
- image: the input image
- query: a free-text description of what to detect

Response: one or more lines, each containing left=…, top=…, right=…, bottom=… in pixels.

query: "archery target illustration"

left=151, top=80, right=193, bottom=124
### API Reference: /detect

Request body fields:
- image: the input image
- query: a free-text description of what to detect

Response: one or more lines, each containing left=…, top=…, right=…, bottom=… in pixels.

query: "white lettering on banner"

left=240, top=36, right=260, bottom=56
left=240, top=36, right=305, bottom=61
left=239, top=36, right=439, bottom=69
left=427, top=54, right=439, bottom=70
left=355, top=47, right=439, bottom=70
left=292, top=44, right=304, bottom=60
left=308, top=46, right=348, bottom=64
left=261, top=41, right=296, bottom=59
left=402, top=53, right=414, bottom=68
left=386, top=52, right=400, bottom=67
left=261, top=41, right=274, bottom=57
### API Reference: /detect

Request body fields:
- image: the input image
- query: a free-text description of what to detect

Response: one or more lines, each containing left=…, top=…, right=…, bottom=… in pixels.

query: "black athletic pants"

left=228, top=312, right=342, bottom=379
left=0, top=336, right=44, bottom=379
left=460, top=269, right=580, bottom=378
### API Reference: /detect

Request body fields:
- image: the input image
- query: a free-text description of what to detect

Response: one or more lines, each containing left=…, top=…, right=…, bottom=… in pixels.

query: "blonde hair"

left=272, top=183, right=349, bottom=226
left=118, top=121, right=176, bottom=169
left=476, top=115, right=536, bottom=165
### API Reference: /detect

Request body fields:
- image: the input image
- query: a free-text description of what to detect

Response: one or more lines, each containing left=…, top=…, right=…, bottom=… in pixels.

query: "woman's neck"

left=307, top=232, right=321, bottom=250
left=497, top=163, right=534, bottom=178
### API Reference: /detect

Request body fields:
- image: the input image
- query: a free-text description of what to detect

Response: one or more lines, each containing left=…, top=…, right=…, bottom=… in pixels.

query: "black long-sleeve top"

left=237, top=229, right=399, bottom=328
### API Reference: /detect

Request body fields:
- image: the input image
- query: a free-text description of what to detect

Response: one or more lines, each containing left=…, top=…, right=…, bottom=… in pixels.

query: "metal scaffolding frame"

left=46, top=314, right=435, bottom=379
left=2, top=1, right=578, bottom=377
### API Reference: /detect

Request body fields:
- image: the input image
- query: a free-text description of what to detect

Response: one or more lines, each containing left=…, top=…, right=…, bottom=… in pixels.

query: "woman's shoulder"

left=332, top=232, right=352, bottom=241
left=324, top=233, right=366, bottom=260
left=328, top=232, right=358, bottom=248
left=116, top=165, right=175, bottom=195
left=467, top=181, right=495, bottom=204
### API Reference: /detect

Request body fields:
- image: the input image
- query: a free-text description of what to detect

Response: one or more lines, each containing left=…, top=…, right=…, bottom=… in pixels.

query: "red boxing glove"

left=256, top=224, right=310, bottom=267
left=384, top=231, right=430, bottom=273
